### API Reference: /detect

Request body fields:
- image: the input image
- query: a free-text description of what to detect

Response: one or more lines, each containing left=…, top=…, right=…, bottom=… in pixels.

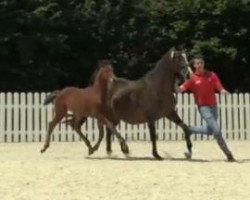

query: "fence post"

left=0, top=93, right=5, bottom=142
left=245, top=93, right=250, bottom=140
left=13, top=93, right=20, bottom=142
left=20, top=93, right=27, bottom=142
left=0, top=92, right=250, bottom=143
left=220, top=94, right=227, bottom=139
left=238, top=93, right=245, bottom=140
left=6, top=93, right=13, bottom=142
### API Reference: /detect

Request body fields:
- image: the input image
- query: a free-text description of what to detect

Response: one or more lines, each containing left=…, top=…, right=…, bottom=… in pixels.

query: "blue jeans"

left=190, top=105, right=232, bottom=157
left=191, top=106, right=219, bottom=136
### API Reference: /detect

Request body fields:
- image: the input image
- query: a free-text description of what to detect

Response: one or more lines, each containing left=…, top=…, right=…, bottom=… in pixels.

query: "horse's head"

left=169, top=47, right=190, bottom=81
left=95, top=60, right=115, bottom=84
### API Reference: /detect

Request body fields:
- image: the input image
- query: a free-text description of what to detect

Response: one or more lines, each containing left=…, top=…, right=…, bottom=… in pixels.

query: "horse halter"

left=171, top=50, right=190, bottom=80
left=180, top=52, right=192, bottom=79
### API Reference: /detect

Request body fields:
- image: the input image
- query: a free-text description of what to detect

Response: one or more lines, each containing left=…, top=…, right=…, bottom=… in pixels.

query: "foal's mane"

left=89, top=60, right=112, bottom=111
left=88, top=60, right=112, bottom=85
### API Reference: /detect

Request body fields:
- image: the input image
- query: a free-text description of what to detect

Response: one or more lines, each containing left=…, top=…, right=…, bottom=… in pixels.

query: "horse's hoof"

left=124, top=153, right=130, bottom=159
left=123, top=148, right=129, bottom=155
left=121, top=143, right=129, bottom=154
left=88, top=148, right=95, bottom=156
left=227, top=158, right=236, bottom=162
left=227, top=155, right=236, bottom=162
left=153, top=153, right=163, bottom=160
left=184, top=152, right=192, bottom=159
left=107, top=150, right=112, bottom=156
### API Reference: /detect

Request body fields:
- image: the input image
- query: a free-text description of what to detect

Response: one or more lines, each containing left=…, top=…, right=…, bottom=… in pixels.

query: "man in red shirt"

left=175, top=56, right=235, bottom=161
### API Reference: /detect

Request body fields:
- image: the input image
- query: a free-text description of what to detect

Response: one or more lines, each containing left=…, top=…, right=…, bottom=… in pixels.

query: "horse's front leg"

left=147, top=121, right=162, bottom=160
left=98, top=115, right=129, bottom=155
left=166, top=110, right=193, bottom=159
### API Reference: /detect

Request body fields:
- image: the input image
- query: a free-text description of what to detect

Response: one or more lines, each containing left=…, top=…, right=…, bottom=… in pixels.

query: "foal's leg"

left=41, top=115, right=63, bottom=153
left=41, top=101, right=68, bottom=153
left=73, top=116, right=93, bottom=155
left=166, top=110, right=193, bottom=159
left=89, top=120, right=105, bottom=155
left=147, top=121, right=162, bottom=160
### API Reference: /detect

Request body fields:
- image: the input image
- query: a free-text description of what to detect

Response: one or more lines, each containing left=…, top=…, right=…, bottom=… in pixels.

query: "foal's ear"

left=98, top=59, right=111, bottom=67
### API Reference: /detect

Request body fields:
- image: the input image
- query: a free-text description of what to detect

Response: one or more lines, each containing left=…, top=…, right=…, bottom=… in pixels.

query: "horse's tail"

left=43, top=90, right=60, bottom=105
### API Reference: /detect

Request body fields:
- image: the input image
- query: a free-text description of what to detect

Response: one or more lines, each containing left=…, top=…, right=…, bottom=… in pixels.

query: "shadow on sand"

left=85, top=155, right=209, bottom=162
left=85, top=152, right=250, bottom=163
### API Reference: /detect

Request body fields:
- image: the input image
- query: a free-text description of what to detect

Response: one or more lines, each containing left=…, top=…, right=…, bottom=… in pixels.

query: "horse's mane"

left=143, top=48, right=172, bottom=80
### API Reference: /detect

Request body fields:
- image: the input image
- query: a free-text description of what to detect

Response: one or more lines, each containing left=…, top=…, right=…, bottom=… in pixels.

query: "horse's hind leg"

left=105, top=120, right=119, bottom=155
left=73, top=116, right=93, bottom=155
left=166, top=110, right=193, bottom=159
left=90, top=120, right=105, bottom=155
left=147, top=121, right=162, bottom=160
left=106, top=127, right=112, bottom=155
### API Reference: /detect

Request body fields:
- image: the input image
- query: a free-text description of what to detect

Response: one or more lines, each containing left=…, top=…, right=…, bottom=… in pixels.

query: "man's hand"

left=174, top=82, right=186, bottom=93
left=221, top=89, right=230, bottom=95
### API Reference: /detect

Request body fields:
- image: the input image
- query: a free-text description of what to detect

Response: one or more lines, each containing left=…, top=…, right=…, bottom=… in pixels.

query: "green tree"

left=0, top=0, right=249, bottom=92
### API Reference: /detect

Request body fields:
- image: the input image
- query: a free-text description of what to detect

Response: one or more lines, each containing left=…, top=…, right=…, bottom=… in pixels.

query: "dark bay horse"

left=67, top=47, right=193, bottom=160
left=106, top=47, right=192, bottom=160
left=40, top=60, right=129, bottom=155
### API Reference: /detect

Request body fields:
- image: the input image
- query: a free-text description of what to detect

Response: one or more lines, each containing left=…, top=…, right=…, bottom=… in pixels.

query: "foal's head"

left=168, top=47, right=189, bottom=80
left=94, top=60, right=115, bottom=85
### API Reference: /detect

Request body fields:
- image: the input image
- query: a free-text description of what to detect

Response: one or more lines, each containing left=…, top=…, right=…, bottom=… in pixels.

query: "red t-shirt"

left=182, top=71, right=224, bottom=106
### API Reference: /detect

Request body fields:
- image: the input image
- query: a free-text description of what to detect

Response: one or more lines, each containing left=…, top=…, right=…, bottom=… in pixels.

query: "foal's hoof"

left=184, top=152, right=192, bottom=160
left=40, top=149, right=46, bottom=154
left=40, top=144, right=49, bottom=154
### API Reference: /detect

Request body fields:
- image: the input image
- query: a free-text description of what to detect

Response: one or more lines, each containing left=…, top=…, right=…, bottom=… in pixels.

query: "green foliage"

left=0, top=0, right=249, bottom=91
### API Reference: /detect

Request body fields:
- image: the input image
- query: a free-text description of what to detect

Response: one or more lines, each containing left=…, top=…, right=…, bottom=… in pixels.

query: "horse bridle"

left=180, top=51, right=192, bottom=80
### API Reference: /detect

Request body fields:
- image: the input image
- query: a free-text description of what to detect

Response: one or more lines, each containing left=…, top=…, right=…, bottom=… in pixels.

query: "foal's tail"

left=43, top=90, right=60, bottom=105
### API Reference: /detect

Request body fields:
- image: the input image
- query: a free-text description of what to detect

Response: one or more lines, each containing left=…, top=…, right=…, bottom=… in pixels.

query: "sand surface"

left=0, top=141, right=250, bottom=200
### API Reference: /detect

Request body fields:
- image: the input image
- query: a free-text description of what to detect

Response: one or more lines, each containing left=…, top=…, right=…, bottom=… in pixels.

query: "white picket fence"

left=0, top=92, right=249, bottom=143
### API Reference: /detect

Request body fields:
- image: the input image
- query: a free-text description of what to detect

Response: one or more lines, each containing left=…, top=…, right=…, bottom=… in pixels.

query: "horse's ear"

left=171, top=50, right=175, bottom=59
left=176, top=44, right=185, bottom=51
